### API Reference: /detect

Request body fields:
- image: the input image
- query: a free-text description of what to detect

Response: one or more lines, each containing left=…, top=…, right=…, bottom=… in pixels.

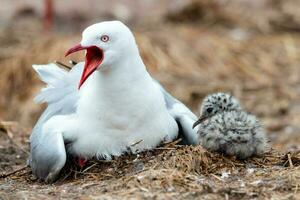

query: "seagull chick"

left=193, top=93, right=267, bottom=159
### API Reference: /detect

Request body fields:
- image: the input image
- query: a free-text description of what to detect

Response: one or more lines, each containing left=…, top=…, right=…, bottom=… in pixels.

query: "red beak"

left=65, top=44, right=104, bottom=89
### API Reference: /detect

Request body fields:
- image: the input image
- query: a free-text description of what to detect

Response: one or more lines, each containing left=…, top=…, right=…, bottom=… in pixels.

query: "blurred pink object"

left=44, top=0, right=53, bottom=33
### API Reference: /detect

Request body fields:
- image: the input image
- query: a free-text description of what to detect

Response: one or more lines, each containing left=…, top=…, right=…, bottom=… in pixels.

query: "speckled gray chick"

left=193, top=93, right=267, bottom=159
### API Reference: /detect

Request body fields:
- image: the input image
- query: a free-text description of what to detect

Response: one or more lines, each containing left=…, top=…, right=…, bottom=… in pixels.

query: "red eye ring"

left=101, top=35, right=109, bottom=42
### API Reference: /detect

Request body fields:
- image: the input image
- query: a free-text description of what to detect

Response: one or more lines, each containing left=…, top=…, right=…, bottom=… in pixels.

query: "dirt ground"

left=1, top=1, right=300, bottom=199
left=0, top=121, right=299, bottom=199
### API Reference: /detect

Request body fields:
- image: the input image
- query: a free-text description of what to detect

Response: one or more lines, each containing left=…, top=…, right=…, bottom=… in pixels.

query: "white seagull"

left=29, top=21, right=198, bottom=183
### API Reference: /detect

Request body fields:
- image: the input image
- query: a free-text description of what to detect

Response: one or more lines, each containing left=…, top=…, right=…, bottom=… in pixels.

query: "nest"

left=1, top=137, right=299, bottom=199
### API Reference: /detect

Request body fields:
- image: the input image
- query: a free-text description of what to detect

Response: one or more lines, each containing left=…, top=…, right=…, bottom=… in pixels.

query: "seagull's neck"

left=76, top=54, right=152, bottom=117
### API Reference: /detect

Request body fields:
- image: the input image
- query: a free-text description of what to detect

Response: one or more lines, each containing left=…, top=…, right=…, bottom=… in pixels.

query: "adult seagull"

left=29, top=21, right=198, bottom=183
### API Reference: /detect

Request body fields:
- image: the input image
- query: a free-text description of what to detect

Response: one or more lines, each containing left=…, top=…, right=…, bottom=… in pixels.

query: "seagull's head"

left=193, top=93, right=242, bottom=128
left=65, top=21, right=138, bottom=88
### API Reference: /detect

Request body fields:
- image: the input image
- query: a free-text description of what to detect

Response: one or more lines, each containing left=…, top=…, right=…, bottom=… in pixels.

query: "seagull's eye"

left=100, top=35, right=109, bottom=42
left=206, top=107, right=213, bottom=113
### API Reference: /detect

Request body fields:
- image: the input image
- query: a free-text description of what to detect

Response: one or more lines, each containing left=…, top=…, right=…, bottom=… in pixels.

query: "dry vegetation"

left=1, top=1, right=300, bottom=199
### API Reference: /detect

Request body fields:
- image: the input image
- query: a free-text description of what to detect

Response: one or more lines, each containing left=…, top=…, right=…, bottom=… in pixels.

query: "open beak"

left=65, top=44, right=104, bottom=89
left=192, top=116, right=209, bottom=129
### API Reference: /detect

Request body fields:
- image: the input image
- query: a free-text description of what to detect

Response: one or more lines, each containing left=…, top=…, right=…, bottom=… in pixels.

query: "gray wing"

left=29, top=126, right=66, bottom=183
left=28, top=63, right=83, bottom=182
left=153, top=79, right=199, bottom=145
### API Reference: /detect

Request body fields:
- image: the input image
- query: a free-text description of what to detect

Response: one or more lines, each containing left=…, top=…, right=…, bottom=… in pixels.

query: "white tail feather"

left=32, top=62, right=83, bottom=128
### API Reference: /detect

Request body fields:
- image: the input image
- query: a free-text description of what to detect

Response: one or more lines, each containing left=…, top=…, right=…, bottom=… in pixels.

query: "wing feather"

left=29, top=62, right=83, bottom=182
left=153, top=79, right=199, bottom=145
left=32, top=63, right=83, bottom=129
left=29, top=127, right=66, bottom=183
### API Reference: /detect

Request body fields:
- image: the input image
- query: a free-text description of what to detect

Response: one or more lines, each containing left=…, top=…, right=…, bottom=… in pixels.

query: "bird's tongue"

left=79, top=46, right=103, bottom=88
left=65, top=44, right=104, bottom=89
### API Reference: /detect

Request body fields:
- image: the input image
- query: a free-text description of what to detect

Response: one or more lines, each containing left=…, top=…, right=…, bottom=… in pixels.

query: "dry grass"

left=166, top=0, right=300, bottom=33
left=0, top=121, right=299, bottom=199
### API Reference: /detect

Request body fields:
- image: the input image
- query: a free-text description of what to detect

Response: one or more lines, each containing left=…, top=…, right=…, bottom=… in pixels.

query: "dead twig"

left=82, top=163, right=98, bottom=173
left=287, top=153, right=294, bottom=168
left=130, top=139, right=144, bottom=147
left=55, top=61, right=72, bottom=70
left=210, top=174, right=224, bottom=182
left=162, top=138, right=182, bottom=147
left=294, top=184, right=299, bottom=194
left=0, top=166, right=28, bottom=178
left=155, top=147, right=176, bottom=150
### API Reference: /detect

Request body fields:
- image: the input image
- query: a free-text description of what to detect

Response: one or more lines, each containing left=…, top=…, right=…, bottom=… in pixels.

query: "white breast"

left=61, top=69, right=178, bottom=159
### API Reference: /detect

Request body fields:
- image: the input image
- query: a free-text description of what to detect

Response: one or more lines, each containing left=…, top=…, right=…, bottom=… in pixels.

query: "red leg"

left=76, top=158, right=87, bottom=168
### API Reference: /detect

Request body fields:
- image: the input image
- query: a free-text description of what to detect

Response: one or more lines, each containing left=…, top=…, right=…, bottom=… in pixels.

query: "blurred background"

left=0, top=0, right=300, bottom=152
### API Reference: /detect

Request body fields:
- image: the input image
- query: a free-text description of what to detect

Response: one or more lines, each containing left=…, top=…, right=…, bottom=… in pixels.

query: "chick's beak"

left=192, top=116, right=209, bottom=129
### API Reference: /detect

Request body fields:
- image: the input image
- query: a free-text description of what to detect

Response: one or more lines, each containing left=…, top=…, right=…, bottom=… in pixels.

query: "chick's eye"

left=100, top=35, right=109, bottom=42
left=206, top=107, right=213, bottom=113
